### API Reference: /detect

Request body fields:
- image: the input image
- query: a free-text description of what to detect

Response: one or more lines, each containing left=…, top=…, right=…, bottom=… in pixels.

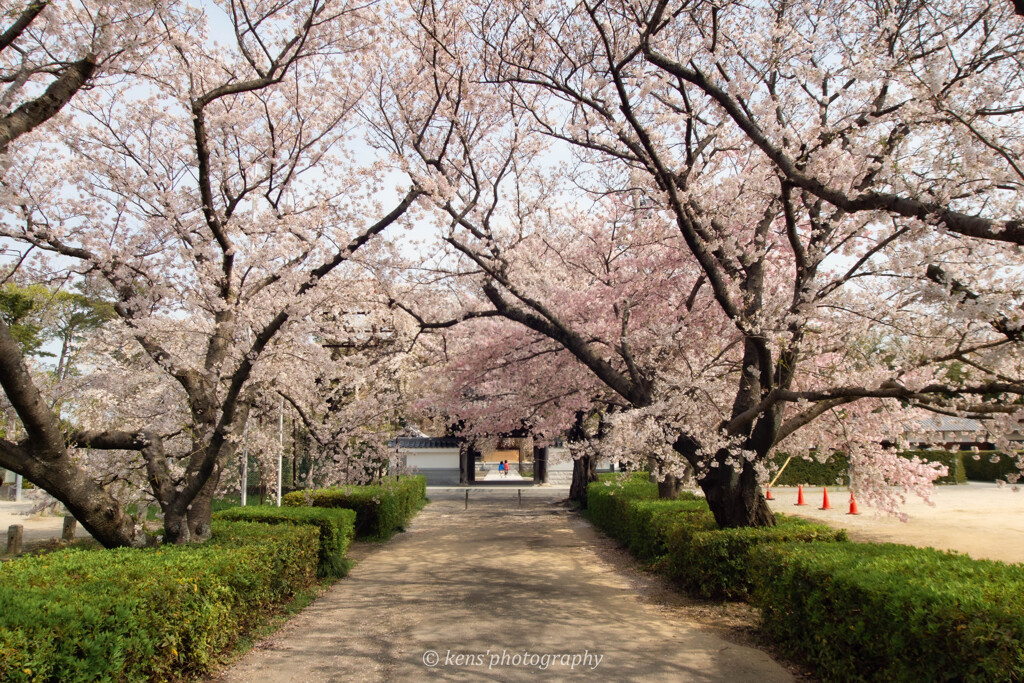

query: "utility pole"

left=240, top=423, right=248, bottom=507
left=9, top=418, right=22, bottom=502
left=277, top=396, right=284, bottom=507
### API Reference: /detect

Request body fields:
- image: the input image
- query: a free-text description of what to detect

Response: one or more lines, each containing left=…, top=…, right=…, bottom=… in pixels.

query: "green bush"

left=0, top=521, right=317, bottom=682
left=586, top=475, right=843, bottom=601
left=770, top=452, right=850, bottom=486
left=750, top=541, right=1024, bottom=682
left=586, top=475, right=712, bottom=552
left=962, top=450, right=1023, bottom=482
left=586, top=473, right=706, bottom=561
left=283, top=476, right=426, bottom=540
left=665, top=515, right=846, bottom=600
left=214, top=506, right=356, bottom=578
left=899, top=449, right=967, bottom=485
left=770, top=450, right=966, bottom=486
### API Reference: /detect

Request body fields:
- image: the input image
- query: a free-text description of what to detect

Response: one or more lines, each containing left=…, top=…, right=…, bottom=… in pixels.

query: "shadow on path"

left=210, top=488, right=795, bottom=682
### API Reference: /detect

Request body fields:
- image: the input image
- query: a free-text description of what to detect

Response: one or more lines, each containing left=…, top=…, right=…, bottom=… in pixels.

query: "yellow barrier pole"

left=769, top=455, right=795, bottom=489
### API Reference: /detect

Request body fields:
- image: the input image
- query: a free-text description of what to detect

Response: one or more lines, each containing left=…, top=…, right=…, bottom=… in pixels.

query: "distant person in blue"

left=498, top=460, right=505, bottom=477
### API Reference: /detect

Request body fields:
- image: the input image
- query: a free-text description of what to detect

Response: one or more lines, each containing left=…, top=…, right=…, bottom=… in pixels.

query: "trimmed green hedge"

left=214, top=506, right=356, bottom=578
left=665, top=515, right=846, bottom=600
left=904, top=449, right=967, bottom=485
left=586, top=473, right=706, bottom=561
left=770, top=452, right=850, bottom=486
left=770, top=450, right=966, bottom=486
left=283, top=476, right=426, bottom=540
left=585, top=475, right=844, bottom=600
left=0, top=521, right=317, bottom=682
left=750, top=542, right=1024, bottom=682
left=963, top=450, right=1023, bottom=482
left=588, top=471, right=1024, bottom=681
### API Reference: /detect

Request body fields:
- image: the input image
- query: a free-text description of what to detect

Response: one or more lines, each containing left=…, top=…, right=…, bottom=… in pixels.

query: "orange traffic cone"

left=820, top=486, right=832, bottom=510
left=795, top=485, right=807, bottom=506
left=765, top=486, right=774, bottom=500
left=848, top=493, right=861, bottom=515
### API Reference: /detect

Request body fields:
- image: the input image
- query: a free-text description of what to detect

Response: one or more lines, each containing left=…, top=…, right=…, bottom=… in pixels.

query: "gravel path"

left=210, top=487, right=794, bottom=682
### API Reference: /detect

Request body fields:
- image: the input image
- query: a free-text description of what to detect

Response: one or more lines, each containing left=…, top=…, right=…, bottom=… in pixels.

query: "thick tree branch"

left=0, top=317, right=65, bottom=452
left=0, top=1, right=47, bottom=53
left=641, top=42, right=1024, bottom=245
left=0, top=54, right=97, bottom=152
left=389, top=297, right=503, bottom=329
left=481, top=280, right=652, bottom=407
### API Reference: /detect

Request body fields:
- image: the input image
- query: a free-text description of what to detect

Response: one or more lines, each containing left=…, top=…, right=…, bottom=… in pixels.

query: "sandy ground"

left=0, top=495, right=92, bottom=553
left=210, top=486, right=795, bottom=683
left=481, top=469, right=526, bottom=481
left=767, top=482, right=1024, bottom=564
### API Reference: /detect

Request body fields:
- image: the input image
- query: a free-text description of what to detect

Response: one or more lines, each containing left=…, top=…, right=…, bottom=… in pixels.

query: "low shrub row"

left=588, top=474, right=1024, bottom=680
left=214, top=506, right=356, bottom=578
left=0, top=520, right=318, bottom=682
left=962, top=450, right=1023, bottom=482
left=906, top=449, right=967, bottom=485
left=585, top=474, right=845, bottom=600
left=283, top=475, right=427, bottom=540
left=664, top=515, right=847, bottom=600
left=586, top=473, right=706, bottom=561
left=751, top=541, right=1024, bottom=681
left=770, top=451, right=850, bottom=486
left=769, top=450, right=967, bottom=486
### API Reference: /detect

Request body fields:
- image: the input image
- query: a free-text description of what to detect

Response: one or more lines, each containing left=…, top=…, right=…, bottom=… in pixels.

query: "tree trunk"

left=698, top=457, right=775, bottom=528
left=673, top=435, right=775, bottom=528
left=649, top=455, right=684, bottom=499
left=14, top=453, right=146, bottom=547
left=163, top=507, right=190, bottom=544
left=467, top=444, right=478, bottom=483
left=0, top=319, right=145, bottom=548
left=569, top=453, right=598, bottom=508
left=657, top=473, right=683, bottom=499
left=533, top=446, right=548, bottom=484
left=186, top=477, right=217, bottom=542
left=161, top=474, right=218, bottom=545
left=459, top=445, right=470, bottom=485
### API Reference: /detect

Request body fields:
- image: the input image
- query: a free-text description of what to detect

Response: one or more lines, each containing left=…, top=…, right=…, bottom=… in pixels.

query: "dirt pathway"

left=211, top=488, right=794, bottom=682
left=0, top=498, right=92, bottom=552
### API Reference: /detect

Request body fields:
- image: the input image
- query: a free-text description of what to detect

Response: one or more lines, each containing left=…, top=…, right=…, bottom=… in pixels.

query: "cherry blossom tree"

left=0, top=0, right=426, bottom=546
left=388, top=0, right=1024, bottom=527
left=57, top=271, right=418, bottom=509
left=263, top=283, right=424, bottom=487
left=632, top=0, right=1024, bottom=246
left=0, top=0, right=165, bottom=151
left=0, top=0, right=169, bottom=546
left=404, top=297, right=617, bottom=498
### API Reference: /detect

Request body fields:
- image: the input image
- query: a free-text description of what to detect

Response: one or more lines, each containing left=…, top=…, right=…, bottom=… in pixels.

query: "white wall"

left=548, top=447, right=573, bottom=471
left=546, top=447, right=612, bottom=471
left=402, top=448, right=460, bottom=470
